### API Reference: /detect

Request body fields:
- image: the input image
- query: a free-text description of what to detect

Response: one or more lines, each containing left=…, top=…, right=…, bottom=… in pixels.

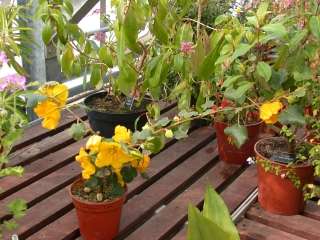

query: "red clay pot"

left=255, top=138, right=314, bottom=215
left=69, top=179, right=126, bottom=240
left=214, top=121, right=264, bottom=165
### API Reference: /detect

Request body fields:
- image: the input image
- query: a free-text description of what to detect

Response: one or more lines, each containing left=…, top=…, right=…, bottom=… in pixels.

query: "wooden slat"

left=125, top=163, right=247, bottom=240
left=171, top=166, right=257, bottom=240
left=246, top=204, right=320, bottom=240
left=304, top=201, right=320, bottom=221
left=26, top=127, right=215, bottom=240
left=0, top=138, right=87, bottom=199
left=238, top=219, right=307, bottom=240
left=13, top=108, right=87, bottom=151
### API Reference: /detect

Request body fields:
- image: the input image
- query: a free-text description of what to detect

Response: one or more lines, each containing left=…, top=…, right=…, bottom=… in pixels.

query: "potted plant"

left=36, top=0, right=204, bottom=137
left=251, top=0, right=320, bottom=215
left=33, top=76, right=227, bottom=239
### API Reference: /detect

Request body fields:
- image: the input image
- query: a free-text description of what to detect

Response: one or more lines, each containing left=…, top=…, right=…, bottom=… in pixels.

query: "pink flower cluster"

left=180, top=42, right=194, bottom=55
left=0, top=74, right=26, bottom=91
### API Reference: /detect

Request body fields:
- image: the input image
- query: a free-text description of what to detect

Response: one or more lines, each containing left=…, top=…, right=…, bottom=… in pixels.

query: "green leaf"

left=152, top=16, right=168, bottom=44
left=144, top=135, right=166, bottom=154
left=118, top=65, right=137, bottom=96
left=198, top=32, right=225, bottom=79
left=222, top=75, right=243, bottom=88
left=69, top=123, right=86, bottom=141
left=0, top=166, right=24, bottom=177
left=262, top=23, right=287, bottom=38
left=7, top=199, right=27, bottom=219
left=309, top=16, right=320, bottom=39
left=256, top=1, right=269, bottom=23
left=42, top=21, right=53, bottom=45
left=61, top=45, right=74, bottom=76
left=187, top=204, right=237, bottom=240
left=99, top=46, right=113, bottom=68
left=224, top=125, right=248, bottom=149
left=90, top=65, right=102, bottom=88
left=3, top=219, right=18, bottom=231
left=121, top=166, right=137, bottom=183
left=155, top=117, right=170, bottom=127
left=224, top=82, right=253, bottom=103
left=279, top=105, right=306, bottom=126
left=230, top=44, right=252, bottom=63
left=203, top=187, right=240, bottom=240
left=256, top=62, right=272, bottom=82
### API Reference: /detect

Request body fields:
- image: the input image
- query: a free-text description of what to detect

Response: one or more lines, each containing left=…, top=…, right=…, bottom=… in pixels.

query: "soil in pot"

left=214, top=121, right=264, bottom=165
left=69, top=179, right=126, bottom=240
left=255, top=137, right=314, bottom=215
left=84, top=92, right=150, bottom=138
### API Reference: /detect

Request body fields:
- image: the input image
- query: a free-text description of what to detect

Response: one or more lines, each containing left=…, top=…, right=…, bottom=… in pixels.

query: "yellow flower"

left=76, top=147, right=90, bottom=163
left=39, top=82, right=69, bottom=106
left=95, top=142, right=132, bottom=169
left=259, top=101, right=283, bottom=124
left=86, top=135, right=102, bottom=153
left=34, top=100, right=61, bottom=130
left=34, top=83, right=69, bottom=130
left=81, top=161, right=96, bottom=179
left=132, top=154, right=150, bottom=173
left=113, top=125, right=132, bottom=144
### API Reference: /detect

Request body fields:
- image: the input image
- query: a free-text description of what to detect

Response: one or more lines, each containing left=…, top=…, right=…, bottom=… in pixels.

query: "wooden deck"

left=1, top=103, right=319, bottom=240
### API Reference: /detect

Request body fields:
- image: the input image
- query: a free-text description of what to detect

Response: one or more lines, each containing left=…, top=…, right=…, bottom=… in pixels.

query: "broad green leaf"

left=99, top=46, right=113, bottom=68
left=256, top=62, right=272, bottom=82
left=224, top=82, right=253, bottom=103
left=42, top=21, right=53, bottom=45
left=187, top=205, right=229, bottom=240
left=7, top=198, right=27, bottom=219
left=279, top=105, right=306, bottom=126
left=309, top=16, right=320, bottom=39
left=90, top=65, right=102, bottom=87
left=224, top=125, right=248, bottom=148
left=61, top=45, right=74, bottom=76
left=203, top=187, right=240, bottom=240
left=144, top=135, right=166, bottom=154
left=230, top=44, right=252, bottom=63
left=262, top=23, right=287, bottom=38
left=121, top=166, right=137, bottom=183
left=69, top=123, right=86, bottom=141
left=222, top=75, right=243, bottom=88
left=118, top=65, right=137, bottom=96
left=289, top=29, right=308, bottom=51
left=256, top=1, right=269, bottom=23
left=198, top=31, right=225, bottom=79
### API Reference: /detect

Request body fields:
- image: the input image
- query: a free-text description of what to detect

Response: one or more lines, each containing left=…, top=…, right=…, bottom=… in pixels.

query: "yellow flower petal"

left=76, top=147, right=90, bottom=163
left=34, top=100, right=61, bottom=130
left=113, top=125, right=132, bottom=144
left=132, top=154, right=150, bottom=173
left=259, top=101, right=283, bottom=124
left=86, top=135, right=102, bottom=153
left=39, top=82, right=69, bottom=107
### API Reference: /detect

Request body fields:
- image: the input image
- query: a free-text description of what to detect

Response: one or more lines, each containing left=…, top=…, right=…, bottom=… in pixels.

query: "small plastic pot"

left=69, top=179, right=126, bottom=240
left=255, top=137, right=314, bottom=215
left=84, top=92, right=148, bottom=138
left=214, top=121, right=264, bottom=165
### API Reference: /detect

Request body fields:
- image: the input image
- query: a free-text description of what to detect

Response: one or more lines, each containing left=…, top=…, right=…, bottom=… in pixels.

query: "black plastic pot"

left=84, top=92, right=148, bottom=138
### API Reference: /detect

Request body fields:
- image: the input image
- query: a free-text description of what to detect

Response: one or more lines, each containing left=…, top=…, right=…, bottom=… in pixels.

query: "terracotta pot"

left=255, top=138, right=314, bottom=215
left=214, top=121, right=264, bottom=165
left=69, top=179, right=126, bottom=240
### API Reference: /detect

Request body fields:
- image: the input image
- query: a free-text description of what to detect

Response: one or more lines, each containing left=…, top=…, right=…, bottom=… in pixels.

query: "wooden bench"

left=1, top=102, right=319, bottom=240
